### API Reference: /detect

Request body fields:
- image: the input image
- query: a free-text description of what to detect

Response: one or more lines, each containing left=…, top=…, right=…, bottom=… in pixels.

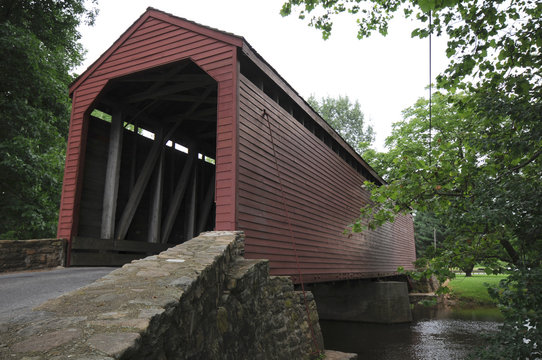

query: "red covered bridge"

left=57, top=8, right=416, bottom=283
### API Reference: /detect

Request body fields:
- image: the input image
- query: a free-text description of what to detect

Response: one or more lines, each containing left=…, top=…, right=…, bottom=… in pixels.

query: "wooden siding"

left=57, top=10, right=241, bottom=243
left=237, top=75, right=416, bottom=283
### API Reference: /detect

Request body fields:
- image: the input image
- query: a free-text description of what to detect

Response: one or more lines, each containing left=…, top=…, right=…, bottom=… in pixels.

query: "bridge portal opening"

left=72, top=59, right=218, bottom=265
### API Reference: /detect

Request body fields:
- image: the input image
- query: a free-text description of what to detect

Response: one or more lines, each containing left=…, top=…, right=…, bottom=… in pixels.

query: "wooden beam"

left=116, top=122, right=182, bottom=240
left=129, top=122, right=139, bottom=192
left=100, top=98, right=155, bottom=129
left=101, top=109, right=123, bottom=240
left=126, top=81, right=215, bottom=103
left=159, top=94, right=217, bottom=124
left=70, top=236, right=170, bottom=266
left=187, top=116, right=216, bottom=123
left=114, top=83, right=215, bottom=241
left=119, top=73, right=212, bottom=83
left=197, top=131, right=217, bottom=139
left=139, top=61, right=191, bottom=93
left=169, top=148, right=176, bottom=197
left=148, top=149, right=165, bottom=243
left=72, top=236, right=169, bottom=253
left=197, top=172, right=215, bottom=234
left=161, top=152, right=195, bottom=244
left=147, top=95, right=217, bottom=103
left=185, top=157, right=198, bottom=240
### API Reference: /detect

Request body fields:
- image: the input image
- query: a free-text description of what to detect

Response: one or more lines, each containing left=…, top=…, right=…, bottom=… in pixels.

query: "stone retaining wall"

left=0, top=239, right=66, bottom=273
left=0, top=231, right=325, bottom=359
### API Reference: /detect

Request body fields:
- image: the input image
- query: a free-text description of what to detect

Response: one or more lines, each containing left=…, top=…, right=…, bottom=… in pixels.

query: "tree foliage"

left=308, top=95, right=374, bottom=154
left=412, top=211, right=446, bottom=258
left=0, top=0, right=98, bottom=239
left=362, top=92, right=521, bottom=269
left=281, top=0, right=541, bottom=151
left=361, top=91, right=540, bottom=355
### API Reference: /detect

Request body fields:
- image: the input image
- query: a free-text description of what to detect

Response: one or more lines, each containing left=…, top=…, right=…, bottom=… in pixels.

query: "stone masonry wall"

left=0, top=239, right=66, bottom=273
left=0, top=231, right=325, bottom=359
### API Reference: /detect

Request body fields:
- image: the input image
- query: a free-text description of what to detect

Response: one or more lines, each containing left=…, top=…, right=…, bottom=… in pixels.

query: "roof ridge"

left=144, top=6, right=246, bottom=44
left=70, top=7, right=245, bottom=92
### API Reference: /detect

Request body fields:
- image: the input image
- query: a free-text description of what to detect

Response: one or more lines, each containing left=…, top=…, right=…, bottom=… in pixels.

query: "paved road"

left=0, top=267, right=116, bottom=323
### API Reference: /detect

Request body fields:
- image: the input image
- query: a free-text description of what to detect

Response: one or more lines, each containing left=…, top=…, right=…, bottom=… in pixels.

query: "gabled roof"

left=71, top=7, right=385, bottom=185
left=70, top=7, right=244, bottom=93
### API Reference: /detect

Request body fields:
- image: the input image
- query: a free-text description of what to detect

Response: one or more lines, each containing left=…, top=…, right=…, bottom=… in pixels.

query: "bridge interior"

left=73, top=59, right=218, bottom=265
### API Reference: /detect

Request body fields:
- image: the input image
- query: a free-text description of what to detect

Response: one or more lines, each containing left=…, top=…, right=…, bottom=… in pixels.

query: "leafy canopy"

left=281, top=0, right=541, bottom=107
left=307, top=95, right=375, bottom=154
left=0, top=0, right=98, bottom=239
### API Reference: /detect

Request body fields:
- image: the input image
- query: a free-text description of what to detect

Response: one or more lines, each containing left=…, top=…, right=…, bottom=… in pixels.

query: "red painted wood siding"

left=57, top=10, right=241, bottom=243
left=237, top=75, right=416, bottom=283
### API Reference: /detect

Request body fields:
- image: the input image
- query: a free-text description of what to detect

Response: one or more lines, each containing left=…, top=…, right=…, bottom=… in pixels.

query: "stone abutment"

left=0, top=232, right=328, bottom=359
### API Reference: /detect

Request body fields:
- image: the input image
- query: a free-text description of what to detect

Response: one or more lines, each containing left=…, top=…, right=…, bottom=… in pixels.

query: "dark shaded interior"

left=75, top=59, right=218, bottom=264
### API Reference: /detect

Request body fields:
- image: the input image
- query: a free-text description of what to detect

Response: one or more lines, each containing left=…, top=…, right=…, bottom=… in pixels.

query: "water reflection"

left=320, top=305, right=502, bottom=360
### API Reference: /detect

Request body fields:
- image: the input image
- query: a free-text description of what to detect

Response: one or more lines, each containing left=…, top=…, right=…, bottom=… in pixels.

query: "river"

left=320, top=304, right=503, bottom=359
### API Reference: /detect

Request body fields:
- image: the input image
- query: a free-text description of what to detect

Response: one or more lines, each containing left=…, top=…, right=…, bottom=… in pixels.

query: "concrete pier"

left=307, top=280, right=412, bottom=324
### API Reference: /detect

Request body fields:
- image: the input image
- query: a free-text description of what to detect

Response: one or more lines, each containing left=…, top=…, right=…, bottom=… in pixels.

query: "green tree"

left=0, top=0, right=98, bottom=239
left=359, top=91, right=540, bottom=355
left=308, top=95, right=375, bottom=154
left=366, top=92, right=512, bottom=270
left=413, top=211, right=446, bottom=258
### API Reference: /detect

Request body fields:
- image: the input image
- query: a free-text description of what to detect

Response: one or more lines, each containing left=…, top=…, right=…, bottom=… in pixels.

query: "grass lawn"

left=448, top=274, right=507, bottom=305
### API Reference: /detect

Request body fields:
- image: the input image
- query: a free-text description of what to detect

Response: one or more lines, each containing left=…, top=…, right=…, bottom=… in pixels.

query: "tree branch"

left=499, top=237, right=520, bottom=266
left=509, top=148, right=542, bottom=174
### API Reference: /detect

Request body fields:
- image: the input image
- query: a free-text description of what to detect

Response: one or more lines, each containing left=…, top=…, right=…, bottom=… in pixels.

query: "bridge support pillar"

left=307, top=280, right=412, bottom=324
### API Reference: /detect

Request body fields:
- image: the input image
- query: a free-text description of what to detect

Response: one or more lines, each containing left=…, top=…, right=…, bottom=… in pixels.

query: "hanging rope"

left=429, top=10, right=433, bottom=167
left=260, top=109, right=321, bottom=356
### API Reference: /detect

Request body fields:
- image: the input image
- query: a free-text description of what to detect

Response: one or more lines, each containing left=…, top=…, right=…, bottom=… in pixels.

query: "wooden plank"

left=239, top=79, right=366, bottom=186
left=70, top=252, right=147, bottom=267
left=69, top=12, right=155, bottom=93
left=129, top=123, right=139, bottom=192
left=126, top=80, right=214, bottom=103
left=118, top=86, right=213, bottom=242
left=101, top=109, right=124, bottom=239
left=236, top=77, right=417, bottom=280
left=161, top=152, right=195, bottom=243
left=185, top=158, right=198, bottom=239
left=93, top=37, right=219, bottom=78
left=197, top=172, right=215, bottom=234
left=116, top=121, right=183, bottom=240
left=72, top=236, right=169, bottom=253
left=148, top=149, right=165, bottom=243
left=169, top=149, right=176, bottom=196
left=148, top=9, right=243, bottom=47
left=100, top=98, right=155, bottom=129
left=146, top=94, right=217, bottom=103
left=239, top=51, right=384, bottom=184
left=119, top=73, right=210, bottom=83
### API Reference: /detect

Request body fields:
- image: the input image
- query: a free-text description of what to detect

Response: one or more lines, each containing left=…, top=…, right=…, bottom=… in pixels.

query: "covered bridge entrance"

left=71, top=60, right=218, bottom=265
left=59, top=8, right=416, bottom=281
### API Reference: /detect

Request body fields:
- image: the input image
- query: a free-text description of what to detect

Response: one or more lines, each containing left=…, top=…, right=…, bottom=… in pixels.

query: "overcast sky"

left=76, top=0, right=449, bottom=151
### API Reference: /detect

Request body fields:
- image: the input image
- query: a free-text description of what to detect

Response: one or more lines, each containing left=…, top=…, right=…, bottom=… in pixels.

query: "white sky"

left=76, top=0, right=449, bottom=151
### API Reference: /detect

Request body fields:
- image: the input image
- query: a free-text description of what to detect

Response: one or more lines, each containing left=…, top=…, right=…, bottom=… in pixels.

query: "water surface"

left=320, top=304, right=502, bottom=359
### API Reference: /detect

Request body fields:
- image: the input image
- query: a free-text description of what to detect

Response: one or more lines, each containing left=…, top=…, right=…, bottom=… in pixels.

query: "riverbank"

left=447, top=274, right=506, bottom=306
left=320, top=275, right=507, bottom=359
